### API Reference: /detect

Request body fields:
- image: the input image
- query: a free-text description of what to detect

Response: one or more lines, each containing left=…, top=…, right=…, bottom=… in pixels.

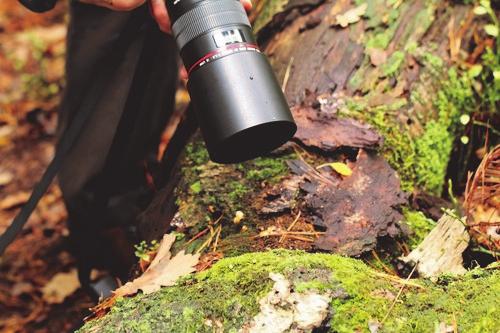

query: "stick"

left=381, top=263, right=418, bottom=324
left=282, top=56, right=294, bottom=92
left=372, top=271, right=425, bottom=290
left=279, top=211, right=302, bottom=243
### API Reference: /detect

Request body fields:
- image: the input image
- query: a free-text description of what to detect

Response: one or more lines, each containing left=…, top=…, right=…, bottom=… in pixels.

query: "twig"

left=287, top=235, right=314, bottom=242
left=371, top=250, right=397, bottom=275
left=185, top=227, right=209, bottom=245
left=381, top=263, right=419, bottom=324
left=279, top=211, right=302, bottom=243
left=284, top=231, right=324, bottom=235
left=291, top=145, right=337, bottom=187
left=196, top=225, right=215, bottom=254
left=186, top=215, right=224, bottom=248
left=372, top=271, right=425, bottom=290
left=282, top=56, right=294, bottom=92
left=212, top=225, right=222, bottom=252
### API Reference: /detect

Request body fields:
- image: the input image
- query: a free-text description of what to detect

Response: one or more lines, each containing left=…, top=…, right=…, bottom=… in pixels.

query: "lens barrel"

left=167, top=0, right=297, bottom=163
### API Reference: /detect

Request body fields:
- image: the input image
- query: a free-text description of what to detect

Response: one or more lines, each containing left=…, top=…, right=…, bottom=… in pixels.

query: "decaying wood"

left=292, top=99, right=383, bottom=152
left=400, top=215, right=470, bottom=278
left=288, top=149, right=407, bottom=255
left=139, top=0, right=475, bottom=253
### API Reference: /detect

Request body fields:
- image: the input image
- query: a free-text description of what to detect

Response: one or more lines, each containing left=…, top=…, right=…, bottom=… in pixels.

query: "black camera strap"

left=0, top=13, right=146, bottom=255
left=0, top=77, right=106, bottom=254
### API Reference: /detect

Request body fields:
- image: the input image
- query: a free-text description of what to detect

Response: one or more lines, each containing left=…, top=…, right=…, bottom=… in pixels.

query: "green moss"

left=342, top=101, right=416, bottom=192
left=294, top=279, right=331, bottom=293
left=412, top=68, right=475, bottom=194
left=226, top=181, right=249, bottom=205
left=402, top=209, right=436, bottom=249
left=413, top=121, right=454, bottom=194
left=343, top=62, right=477, bottom=194
left=366, top=30, right=396, bottom=50
left=381, top=51, right=405, bottom=77
left=80, top=250, right=500, bottom=333
left=189, top=181, right=202, bottom=194
left=253, top=0, right=290, bottom=34
left=244, top=155, right=290, bottom=183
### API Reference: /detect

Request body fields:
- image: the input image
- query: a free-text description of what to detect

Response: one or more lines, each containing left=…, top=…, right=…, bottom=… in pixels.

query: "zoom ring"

left=172, top=0, right=250, bottom=49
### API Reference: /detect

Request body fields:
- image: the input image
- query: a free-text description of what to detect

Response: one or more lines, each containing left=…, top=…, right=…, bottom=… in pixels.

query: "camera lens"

left=167, top=0, right=296, bottom=163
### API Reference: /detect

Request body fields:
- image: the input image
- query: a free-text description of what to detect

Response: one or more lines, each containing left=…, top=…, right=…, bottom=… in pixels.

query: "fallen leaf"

left=292, top=104, right=383, bottom=152
left=334, top=3, right=367, bottom=28
left=195, top=252, right=224, bottom=272
left=0, top=170, right=14, bottom=186
left=0, top=191, right=30, bottom=210
left=11, top=282, right=34, bottom=297
left=317, top=162, right=352, bottom=177
left=114, top=233, right=200, bottom=296
left=290, top=150, right=407, bottom=256
left=41, top=269, right=80, bottom=304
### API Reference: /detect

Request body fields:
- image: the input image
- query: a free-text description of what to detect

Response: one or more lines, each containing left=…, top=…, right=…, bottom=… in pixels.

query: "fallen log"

left=83, top=0, right=498, bottom=331
left=139, top=0, right=479, bottom=254
left=79, top=250, right=500, bottom=332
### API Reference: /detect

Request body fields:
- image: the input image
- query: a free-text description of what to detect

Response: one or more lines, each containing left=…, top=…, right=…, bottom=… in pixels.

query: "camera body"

left=167, top=0, right=296, bottom=163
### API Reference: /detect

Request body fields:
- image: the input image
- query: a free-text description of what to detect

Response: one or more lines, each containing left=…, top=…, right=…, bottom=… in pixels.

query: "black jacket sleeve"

left=19, top=0, right=58, bottom=13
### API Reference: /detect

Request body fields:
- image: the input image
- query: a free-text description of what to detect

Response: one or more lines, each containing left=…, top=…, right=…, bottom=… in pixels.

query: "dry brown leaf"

left=41, top=269, right=80, bottom=304
left=0, top=191, right=30, bottom=210
left=114, top=234, right=200, bottom=296
left=0, top=170, right=13, bottom=186
left=334, top=3, right=367, bottom=28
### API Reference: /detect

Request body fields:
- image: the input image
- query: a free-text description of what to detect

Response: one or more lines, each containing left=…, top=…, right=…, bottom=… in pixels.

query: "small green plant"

left=471, top=0, right=500, bottom=115
left=134, top=240, right=160, bottom=262
left=474, top=0, right=499, bottom=39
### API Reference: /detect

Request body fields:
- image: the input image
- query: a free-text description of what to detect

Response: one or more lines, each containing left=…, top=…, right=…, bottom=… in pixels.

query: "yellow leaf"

left=317, top=162, right=353, bottom=176
left=42, top=269, right=80, bottom=304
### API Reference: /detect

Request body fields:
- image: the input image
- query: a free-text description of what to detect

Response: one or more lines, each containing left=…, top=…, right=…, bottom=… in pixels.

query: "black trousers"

left=57, top=2, right=178, bottom=284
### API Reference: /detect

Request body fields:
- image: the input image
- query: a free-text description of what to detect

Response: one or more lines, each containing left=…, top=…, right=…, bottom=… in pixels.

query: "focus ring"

left=172, top=0, right=250, bottom=49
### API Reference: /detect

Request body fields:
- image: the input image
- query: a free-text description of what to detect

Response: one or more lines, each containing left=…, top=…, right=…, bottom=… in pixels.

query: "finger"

left=240, top=0, right=252, bottom=12
left=179, top=66, right=188, bottom=81
left=80, top=0, right=145, bottom=11
left=149, top=0, right=171, bottom=33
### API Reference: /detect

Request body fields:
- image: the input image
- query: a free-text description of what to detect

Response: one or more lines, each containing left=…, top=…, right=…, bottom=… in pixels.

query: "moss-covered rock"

left=80, top=250, right=499, bottom=333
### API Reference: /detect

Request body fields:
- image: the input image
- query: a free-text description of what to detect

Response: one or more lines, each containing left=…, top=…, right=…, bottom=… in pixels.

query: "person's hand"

left=79, top=0, right=147, bottom=11
left=80, top=0, right=252, bottom=34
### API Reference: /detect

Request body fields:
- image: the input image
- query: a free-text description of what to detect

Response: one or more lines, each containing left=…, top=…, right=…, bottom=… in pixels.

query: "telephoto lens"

left=167, top=0, right=297, bottom=163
